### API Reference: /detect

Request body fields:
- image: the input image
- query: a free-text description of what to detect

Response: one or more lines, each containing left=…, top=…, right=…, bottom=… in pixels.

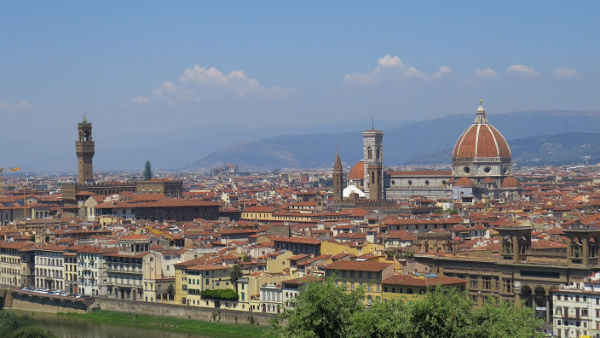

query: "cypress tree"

left=143, top=160, right=153, bottom=180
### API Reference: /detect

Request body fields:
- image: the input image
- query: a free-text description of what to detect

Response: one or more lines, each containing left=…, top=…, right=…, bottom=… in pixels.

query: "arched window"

left=376, top=146, right=380, bottom=160
left=367, top=146, right=372, bottom=160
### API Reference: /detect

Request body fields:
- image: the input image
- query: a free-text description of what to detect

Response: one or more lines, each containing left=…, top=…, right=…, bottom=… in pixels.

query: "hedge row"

left=200, top=289, right=239, bottom=300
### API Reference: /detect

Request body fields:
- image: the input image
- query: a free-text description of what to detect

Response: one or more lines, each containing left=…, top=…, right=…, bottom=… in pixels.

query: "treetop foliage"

left=200, top=289, right=238, bottom=300
left=271, top=278, right=543, bottom=338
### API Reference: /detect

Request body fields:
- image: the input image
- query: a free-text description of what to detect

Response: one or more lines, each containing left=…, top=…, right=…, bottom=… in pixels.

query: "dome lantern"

left=474, top=99, right=488, bottom=124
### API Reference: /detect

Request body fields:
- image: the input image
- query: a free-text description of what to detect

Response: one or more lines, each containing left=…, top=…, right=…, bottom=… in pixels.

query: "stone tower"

left=333, top=150, right=343, bottom=202
left=363, top=127, right=383, bottom=199
left=76, top=114, right=95, bottom=184
left=367, top=163, right=383, bottom=200
left=497, top=225, right=531, bottom=262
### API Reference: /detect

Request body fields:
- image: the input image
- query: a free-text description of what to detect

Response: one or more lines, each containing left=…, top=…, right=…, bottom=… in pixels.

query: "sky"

left=1, top=1, right=599, bottom=171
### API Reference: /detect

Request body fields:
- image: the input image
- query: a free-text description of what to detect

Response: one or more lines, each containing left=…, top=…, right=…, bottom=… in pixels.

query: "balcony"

left=561, top=313, right=583, bottom=320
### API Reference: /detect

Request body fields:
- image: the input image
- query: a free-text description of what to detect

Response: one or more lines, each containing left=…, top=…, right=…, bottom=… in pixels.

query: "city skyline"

left=1, top=1, right=599, bottom=171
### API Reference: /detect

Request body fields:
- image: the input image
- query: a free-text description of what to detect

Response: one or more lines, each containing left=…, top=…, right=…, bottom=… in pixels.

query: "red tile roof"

left=271, top=236, right=321, bottom=245
left=324, top=260, right=392, bottom=272
left=383, top=274, right=466, bottom=287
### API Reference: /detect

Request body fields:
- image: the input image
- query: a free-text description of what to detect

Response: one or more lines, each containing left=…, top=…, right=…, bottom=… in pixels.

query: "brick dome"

left=501, top=176, right=520, bottom=188
left=452, top=101, right=511, bottom=161
left=348, top=161, right=364, bottom=181
left=454, top=177, right=474, bottom=188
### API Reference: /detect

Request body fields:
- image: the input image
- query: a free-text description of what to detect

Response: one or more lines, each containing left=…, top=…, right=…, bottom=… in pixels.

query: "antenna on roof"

left=371, top=116, right=374, bottom=130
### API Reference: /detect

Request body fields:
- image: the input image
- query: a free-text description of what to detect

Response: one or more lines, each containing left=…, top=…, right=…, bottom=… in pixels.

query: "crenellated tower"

left=76, top=113, right=95, bottom=184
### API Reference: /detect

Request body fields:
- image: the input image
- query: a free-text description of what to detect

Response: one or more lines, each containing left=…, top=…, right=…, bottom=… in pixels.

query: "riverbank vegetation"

left=0, top=310, right=57, bottom=338
left=271, top=278, right=543, bottom=338
left=60, top=310, right=268, bottom=337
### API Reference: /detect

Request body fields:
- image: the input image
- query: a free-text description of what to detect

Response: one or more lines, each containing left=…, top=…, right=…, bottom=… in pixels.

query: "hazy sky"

left=1, top=1, right=599, bottom=171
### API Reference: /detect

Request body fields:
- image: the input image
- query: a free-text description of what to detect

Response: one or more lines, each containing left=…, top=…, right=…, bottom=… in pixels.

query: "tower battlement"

left=76, top=115, right=95, bottom=184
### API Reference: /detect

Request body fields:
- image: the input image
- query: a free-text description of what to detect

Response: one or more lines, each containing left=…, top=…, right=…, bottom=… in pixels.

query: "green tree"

left=466, top=298, right=543, bottom=338
left=272, top=278, right=364, bottom=338
left=406, top=287, right=474, bottom=337
left=274, top=283, right=543, bottom=338
left=348, top=299, right=409, bottom=338
left=143, top=160, right=153, bottom=181
left=230, top=264, right=243, bottom=291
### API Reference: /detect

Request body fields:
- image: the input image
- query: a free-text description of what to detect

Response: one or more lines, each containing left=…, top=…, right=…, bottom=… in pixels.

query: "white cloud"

left=132, top=95, right=149, bottom=104
left=0, top=100, right=33, bottom=110
left=432, top=66, right=453, bottom=79
left=405, top=66, right=428, bottom=80
left=377, top=55, right=402, bottom=68
left=553, top=67, right=579, bottom=79
left=147, top=65, right=291, bottom=102
left=343, top=54, right=452, bottom=85
left=506, top=64, right=538, bottom=77
left=473, top=68, right=497, bottom=79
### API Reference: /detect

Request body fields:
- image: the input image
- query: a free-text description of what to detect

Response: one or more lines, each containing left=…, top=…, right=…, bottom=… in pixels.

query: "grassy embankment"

left=60, top=310, right=271, bottom=337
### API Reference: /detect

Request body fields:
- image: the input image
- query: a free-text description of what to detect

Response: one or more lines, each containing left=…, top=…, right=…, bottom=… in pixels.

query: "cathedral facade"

left=340, top=100, right=522, bottom=202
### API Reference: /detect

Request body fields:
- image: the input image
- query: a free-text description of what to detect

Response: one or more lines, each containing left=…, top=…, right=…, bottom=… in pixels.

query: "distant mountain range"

left=410, top=132, right=600, bottom=166
left=185, top=110, right=600, bottom=169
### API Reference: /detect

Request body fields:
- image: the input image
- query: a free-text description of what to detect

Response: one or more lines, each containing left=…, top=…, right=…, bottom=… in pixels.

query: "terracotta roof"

left=502, top=176, right=521, bottom=188
left=187, top=264, right=229, bottom=271
left=386, top=231, right=417, bottom=241
left=453, top=177, right=474, bottom=188
left=383, top=274, right=466, bottom=287
left=243, top=206, right=276, bottom=213
left=324, top=260, right=392, bottom=272
left=482, top=177, right=495, bottom=184
left=289, top=254, right=310, bottom=261
left=271, top=236, right=321, bottom=245
left=348, top=161, right=364, bottom=181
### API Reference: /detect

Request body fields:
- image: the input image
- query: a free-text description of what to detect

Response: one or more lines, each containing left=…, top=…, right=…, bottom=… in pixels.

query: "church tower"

left=76, top=114, right=95, bottom=184
left=333, top=150, right=344, bottom=202
left=363, top=126, right=384, bottom=200
left=367, top=163, right=383, bottom=200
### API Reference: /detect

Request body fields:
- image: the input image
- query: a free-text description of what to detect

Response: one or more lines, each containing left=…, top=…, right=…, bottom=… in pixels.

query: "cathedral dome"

left=452, top=100, right=511, bottom=162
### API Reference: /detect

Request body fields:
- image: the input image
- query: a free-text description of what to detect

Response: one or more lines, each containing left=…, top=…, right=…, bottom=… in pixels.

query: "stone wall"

left=0, top=289, right=274, bottom=326
left=6, top=291, right=88, bottom=314
left=92, top=297, right=274, bottom=325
